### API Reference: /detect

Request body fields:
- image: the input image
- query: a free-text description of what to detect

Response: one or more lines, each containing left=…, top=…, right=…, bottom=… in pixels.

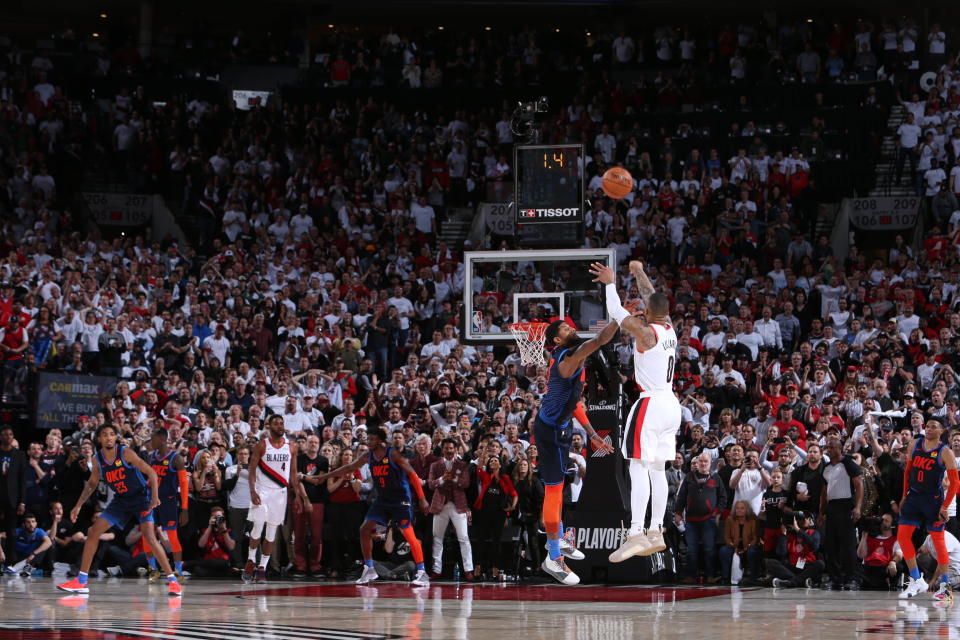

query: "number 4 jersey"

left=256, top=437, right=292, bottom=490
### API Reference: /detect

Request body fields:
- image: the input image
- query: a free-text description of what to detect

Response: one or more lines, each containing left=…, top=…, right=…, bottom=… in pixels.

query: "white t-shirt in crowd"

left=203, top=335, right=230, bottom=365
left=733, top=468, right=765, bottom=516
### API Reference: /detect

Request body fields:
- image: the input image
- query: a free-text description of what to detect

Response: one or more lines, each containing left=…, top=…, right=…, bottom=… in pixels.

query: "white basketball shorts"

left=621, top=392, right=681, bottom=463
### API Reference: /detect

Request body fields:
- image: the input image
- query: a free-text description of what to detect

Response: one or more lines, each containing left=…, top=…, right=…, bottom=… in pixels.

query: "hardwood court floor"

left=0, top=575, right=951, bottom=640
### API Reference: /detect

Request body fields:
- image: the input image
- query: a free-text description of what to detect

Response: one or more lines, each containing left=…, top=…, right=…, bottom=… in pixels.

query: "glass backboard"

left=463, top=248, right=616, bottom=344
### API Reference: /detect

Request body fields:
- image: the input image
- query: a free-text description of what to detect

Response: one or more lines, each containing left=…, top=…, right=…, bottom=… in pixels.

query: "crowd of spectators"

left=1, top=15, right=960, bottom=588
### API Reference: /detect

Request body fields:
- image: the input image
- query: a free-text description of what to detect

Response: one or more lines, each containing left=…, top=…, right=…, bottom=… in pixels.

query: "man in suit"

left=664, top=452, right=687, bottom=559
left=427, top=438, right=473, bottom=580
left=0, top=426, right=27, bottom=566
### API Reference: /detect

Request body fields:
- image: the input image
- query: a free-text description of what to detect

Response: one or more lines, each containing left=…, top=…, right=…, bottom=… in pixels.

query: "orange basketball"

left=601, top=167, right=633, bottom=199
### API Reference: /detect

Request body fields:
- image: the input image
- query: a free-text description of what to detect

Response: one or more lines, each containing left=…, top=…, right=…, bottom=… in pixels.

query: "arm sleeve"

left=407, top=470, right=426, bottom=500
left=944, top=468, right=960, bottom=509
left=572, top=402, right=589, bottom=427
left=902, top=456, right=912, bottom=500
left=178, top=469, right=190, bottom=510
left=604, top=283, right=631, bottom=325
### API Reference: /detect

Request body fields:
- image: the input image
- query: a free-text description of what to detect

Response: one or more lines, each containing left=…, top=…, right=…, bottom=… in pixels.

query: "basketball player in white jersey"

left=589, top=260, right=681, bottom=562
left=243, top=415, right=304, bottom=583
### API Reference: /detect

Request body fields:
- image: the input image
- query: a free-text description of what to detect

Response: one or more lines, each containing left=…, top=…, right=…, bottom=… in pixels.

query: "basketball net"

left=509, top=322, right=548, bottom=368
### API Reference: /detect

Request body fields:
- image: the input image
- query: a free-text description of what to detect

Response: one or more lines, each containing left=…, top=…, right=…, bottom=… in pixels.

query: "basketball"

left=601, top=167, right=633, bottom=199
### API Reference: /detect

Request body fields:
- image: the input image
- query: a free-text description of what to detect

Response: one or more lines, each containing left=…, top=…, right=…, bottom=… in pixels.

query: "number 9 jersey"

left=622, top=322, right=682, bottom=463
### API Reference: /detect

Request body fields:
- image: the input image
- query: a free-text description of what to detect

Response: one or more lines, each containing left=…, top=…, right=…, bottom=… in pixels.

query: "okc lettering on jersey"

left=913, top=453, right=938, bottom=471
left=152, top=463, right=168, bottom=479
left=105, top=467, right=129, bottom=493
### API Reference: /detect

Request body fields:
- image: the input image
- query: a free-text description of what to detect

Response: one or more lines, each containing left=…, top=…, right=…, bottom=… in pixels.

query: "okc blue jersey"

left=149, top=450, right=178, bottom=500
left=908, top=441, right=947, bottom=498
left=97, top=444, right=149, bottom=499
left=368, top=446, right=411, bottom=505
left=537, top=347, right=583, bottom=428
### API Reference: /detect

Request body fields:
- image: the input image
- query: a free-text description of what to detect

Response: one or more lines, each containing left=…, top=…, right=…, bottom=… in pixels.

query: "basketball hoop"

left=509, top=322, right=549, bottom=368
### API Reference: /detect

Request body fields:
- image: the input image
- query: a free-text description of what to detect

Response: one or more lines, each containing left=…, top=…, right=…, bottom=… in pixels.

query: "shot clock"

left=514, top=144, right=584, bottom=225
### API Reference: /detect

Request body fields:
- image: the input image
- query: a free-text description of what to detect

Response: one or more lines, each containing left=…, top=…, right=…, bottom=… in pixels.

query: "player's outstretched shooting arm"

left=630, top=259, right=656, bottom=304
left=589, top=261, right=657, bottom=352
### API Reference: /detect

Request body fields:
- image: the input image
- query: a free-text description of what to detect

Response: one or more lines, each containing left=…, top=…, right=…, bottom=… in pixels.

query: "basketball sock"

left=174, top=561, right=183, bottom=573
left=147, top=557, right=158, bottom=570
left=167, top=574, right=177, bottom=583
left=942, top=574, right=951, bottom=584
left=648, top=464, right=668, bottom=530
left=247, top=548, right=258, bottom=563
left=909, top=566, right=921, bottom=580
left=628, top=459, right=651, bottom=536
left=258, top=554, right=270, bottom=569
left=547, top=538, right=562, bottom=561
left=364, top=559, right=374, bottom=568
left=78, top=572, right=88, bottom=585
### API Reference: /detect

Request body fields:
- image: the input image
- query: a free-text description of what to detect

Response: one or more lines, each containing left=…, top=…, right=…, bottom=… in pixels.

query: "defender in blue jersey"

left=145, top=428, right=190, bottom=580
left=319, top=426, right=432, bottom=586
left=897, top=419, right=959, bottom=602
left=57, top=424, right=182, bottom=597
left=536, top=317, right=619, bottom=585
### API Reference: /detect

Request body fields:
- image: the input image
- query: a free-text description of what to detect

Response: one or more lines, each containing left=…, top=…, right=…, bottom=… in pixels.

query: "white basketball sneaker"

left=412, top=570, right=430, bottom=587
left=608, top=533, right=651, bottom=563
left=899, top=576, right=928, bottom=599
left=641, top=528, right=667, bottom=556
left=542, top=557, right=580, bottom=585
left=356, top=565, right=379, bottom=585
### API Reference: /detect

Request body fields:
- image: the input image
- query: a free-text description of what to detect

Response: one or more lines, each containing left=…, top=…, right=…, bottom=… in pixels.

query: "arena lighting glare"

left=99, top=13, right=107, bottom=18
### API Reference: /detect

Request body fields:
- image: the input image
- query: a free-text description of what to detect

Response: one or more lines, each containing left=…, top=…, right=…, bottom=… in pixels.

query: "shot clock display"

left=514, top=144, right=584, bottom=225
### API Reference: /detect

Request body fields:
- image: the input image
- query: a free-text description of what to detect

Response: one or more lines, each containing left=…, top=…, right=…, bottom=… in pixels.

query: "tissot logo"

left=522, top=209, right=537, bottom=218
left=529, top=207, right=580, bottom=217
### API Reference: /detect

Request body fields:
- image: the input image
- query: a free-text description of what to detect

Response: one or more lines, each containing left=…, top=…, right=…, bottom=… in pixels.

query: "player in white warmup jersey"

left=242, top=415, right=304, bottom=583
left=589, top=260, right=681, bottom=562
